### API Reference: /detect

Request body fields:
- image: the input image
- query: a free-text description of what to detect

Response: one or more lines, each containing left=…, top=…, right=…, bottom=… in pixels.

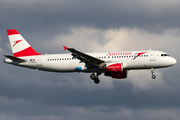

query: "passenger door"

left=37, top=56, right=42, bottom=66
left=150, top=51, right=155, bottom=61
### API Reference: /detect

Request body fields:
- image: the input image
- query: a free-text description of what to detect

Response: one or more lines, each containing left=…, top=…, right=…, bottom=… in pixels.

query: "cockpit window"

left=161, top=54, right=169, bottom=57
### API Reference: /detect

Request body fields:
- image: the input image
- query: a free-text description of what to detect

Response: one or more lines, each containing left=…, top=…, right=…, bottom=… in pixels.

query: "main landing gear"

left=90, top=72, right=101, bottom=84
left=151, top=68, right=156, bottom=79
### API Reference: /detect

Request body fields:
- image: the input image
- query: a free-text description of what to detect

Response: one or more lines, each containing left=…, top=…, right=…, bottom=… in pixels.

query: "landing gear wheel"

left=90, top=72, right=101, bottom=84
left=152, top=75, right=156, bottom=79
left=90, top=74, right=96, bottom=80
left=94, top=78, right=100, bottom=84
left=151, top=68, right=156, bottom=79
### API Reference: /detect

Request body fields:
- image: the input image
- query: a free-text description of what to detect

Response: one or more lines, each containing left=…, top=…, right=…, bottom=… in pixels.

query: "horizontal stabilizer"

left=4, top=55, right=26, bottom=62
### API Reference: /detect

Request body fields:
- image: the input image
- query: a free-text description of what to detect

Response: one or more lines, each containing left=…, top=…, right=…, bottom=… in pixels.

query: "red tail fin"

left=7, top=29, right=41, bottom=57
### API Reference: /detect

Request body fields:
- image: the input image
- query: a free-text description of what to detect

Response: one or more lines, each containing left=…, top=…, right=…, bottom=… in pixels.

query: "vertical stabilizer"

left=7, top=29, right=41, bottom=57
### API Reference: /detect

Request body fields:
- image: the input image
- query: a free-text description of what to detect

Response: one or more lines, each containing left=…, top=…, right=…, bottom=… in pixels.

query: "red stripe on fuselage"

left=7, top=29, right=19, bottom=36
left=13, top=47, right=41, bottom=57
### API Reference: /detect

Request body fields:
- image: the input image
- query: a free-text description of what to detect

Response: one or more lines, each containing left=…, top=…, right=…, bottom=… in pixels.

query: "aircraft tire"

left=94, top=78, right=100, bottom=84
left=90, top=73, right=96, bottom=80
left=152, top=75, right=156, bottom=79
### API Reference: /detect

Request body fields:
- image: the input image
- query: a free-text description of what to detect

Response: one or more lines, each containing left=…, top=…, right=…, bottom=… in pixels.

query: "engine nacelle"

left=106, top=62, right=123, bottom=72
left=104, top=70, right=128, bottom=79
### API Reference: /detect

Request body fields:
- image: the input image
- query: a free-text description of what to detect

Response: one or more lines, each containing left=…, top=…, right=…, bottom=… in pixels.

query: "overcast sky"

left=0, top=0, right=180, bottom=120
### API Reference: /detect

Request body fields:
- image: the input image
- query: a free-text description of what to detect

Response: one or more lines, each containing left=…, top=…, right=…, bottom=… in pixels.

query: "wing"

left=63, top=46, right=104, bottom=66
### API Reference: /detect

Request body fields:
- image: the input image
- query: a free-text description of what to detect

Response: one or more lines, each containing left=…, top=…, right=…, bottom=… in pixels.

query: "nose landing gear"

left=90, top=72, right=101, bottom=84
left=151, top=68, right=156, bottom=79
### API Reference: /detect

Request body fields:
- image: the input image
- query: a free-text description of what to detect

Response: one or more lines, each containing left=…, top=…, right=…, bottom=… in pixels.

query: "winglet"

left=63, top=46, right=68, bottom=51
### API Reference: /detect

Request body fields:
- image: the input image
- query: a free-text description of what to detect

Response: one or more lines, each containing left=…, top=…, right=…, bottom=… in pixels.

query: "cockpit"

left=161, top=54, right=169, bottom=57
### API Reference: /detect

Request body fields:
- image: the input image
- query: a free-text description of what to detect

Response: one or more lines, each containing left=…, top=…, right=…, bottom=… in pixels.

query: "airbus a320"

left=4, top=29, right=177, bottom=84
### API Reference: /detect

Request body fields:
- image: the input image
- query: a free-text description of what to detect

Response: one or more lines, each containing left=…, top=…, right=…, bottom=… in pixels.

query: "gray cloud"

left=1, top=0, right=180, bottom=33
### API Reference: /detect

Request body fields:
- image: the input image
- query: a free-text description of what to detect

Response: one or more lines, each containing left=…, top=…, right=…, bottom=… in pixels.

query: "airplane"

left=4, top=29, right=177, bottom=84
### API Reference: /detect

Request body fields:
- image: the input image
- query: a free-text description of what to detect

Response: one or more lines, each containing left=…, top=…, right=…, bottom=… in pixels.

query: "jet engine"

left=100, top=62, right=127, bottom=79
left=106, top=63, right=123, bottom=72
left=104, top=70, right=128, bottom=79
left=99, top=62, right=127, bottom=72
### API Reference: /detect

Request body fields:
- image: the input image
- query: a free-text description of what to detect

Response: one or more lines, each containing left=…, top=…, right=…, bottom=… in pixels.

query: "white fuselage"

left=4, top=50, right=177, bottom=73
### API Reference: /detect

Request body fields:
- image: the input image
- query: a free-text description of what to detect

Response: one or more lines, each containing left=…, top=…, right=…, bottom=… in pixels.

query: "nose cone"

left=169, top=57, right=177, bottom=66
left=171, top=58, right=177, bottom=65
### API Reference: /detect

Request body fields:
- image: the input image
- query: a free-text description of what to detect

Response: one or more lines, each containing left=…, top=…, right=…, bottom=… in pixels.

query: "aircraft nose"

left=172, top=58, right=177, bottom=65
left=168, top=57, right=177, bottom=65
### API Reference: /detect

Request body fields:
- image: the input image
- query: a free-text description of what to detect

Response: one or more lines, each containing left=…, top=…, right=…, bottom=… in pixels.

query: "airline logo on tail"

left=12, top=40, right=22, bottom=47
